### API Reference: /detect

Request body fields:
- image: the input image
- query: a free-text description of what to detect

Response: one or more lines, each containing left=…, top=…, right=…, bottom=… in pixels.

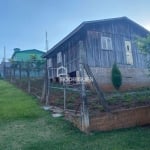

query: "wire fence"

left=4, top=60, right=45, bottom=98
left=3, top=59, right=150, bottom=115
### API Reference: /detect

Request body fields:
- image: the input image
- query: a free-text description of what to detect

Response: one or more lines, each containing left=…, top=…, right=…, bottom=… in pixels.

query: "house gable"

left=44, top=17, right=149, bottom=58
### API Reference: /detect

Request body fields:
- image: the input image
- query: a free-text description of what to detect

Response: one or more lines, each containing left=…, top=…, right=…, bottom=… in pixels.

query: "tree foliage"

left=111, top=63, right=122, bottom=90
left=137, top=34, right=150, bottom=54
left=137, top=34, right=150, bottom=70
left=29, top=54, right=37, bottom=61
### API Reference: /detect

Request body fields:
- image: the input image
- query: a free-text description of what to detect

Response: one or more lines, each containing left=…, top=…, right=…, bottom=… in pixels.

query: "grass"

left=0, top=81, right=44, bottom=121
left=0, top=80, right=150, bottom=150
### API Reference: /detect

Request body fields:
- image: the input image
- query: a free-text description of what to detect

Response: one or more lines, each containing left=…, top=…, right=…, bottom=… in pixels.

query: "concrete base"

left=90, top=67, right=150, bottom=91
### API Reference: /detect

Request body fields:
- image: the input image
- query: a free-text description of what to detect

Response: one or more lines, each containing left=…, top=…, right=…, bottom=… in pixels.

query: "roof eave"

left=43, top=22, right=86, bottom=58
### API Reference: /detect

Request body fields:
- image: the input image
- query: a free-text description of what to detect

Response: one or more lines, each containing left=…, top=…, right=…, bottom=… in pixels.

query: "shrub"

left=111, top=63, right=122, bottom=90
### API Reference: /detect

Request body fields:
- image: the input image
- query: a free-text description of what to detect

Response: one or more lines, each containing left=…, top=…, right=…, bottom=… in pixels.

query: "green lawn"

left=0, top=80, right=150, bottom=150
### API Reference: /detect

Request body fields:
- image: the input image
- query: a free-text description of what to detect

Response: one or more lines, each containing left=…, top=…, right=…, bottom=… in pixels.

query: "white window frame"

left=125, top=41, right=133, bottom=65
left=101, top=36, right=113, bottom=50
left=47, top=58, right=52, bottom=67
left=57, top=66, right=68, bottom=77
left=57, top=52, right=62, bottom=63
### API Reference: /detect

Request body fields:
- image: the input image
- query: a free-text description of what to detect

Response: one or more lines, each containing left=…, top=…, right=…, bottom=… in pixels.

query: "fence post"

left=13, top=67, right=15, bottom=82
left=10, top=67, right=13, bottom=82
left=27, top=63, right=31, bottom=93
left=63, top=77, right=66, bottom=111
left=45, top=59, right=50, bottom=105
left=41, top=74, right=46, bottom=103
left=79, top=41, right=89, bottom=132
left=19, top=63, right=22, bottom=80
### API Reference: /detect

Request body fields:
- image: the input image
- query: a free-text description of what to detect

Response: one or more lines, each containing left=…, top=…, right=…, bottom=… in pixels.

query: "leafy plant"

left=136, top=34, right=150, bottom=71
left=137, top=34, right=150, bottom=54
left=111, top=63, right=122, bottom=90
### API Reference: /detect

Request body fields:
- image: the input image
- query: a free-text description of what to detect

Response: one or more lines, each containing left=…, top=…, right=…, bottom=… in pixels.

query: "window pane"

left=101, top=36, right=112, bottom=50
left=103, top=39, right=107, bottom=49
left=107, top=38, right=112, bottom=50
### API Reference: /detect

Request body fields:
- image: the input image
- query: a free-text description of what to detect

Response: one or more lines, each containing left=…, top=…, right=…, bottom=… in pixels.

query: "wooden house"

left=43, top=17, right=150, bottom=91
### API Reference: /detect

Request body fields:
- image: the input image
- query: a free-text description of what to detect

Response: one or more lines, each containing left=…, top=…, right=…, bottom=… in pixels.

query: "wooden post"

left=79, top=41, right=89, bottom=132
left=13, top=67, right=15, bottom=82
left=27, top=69, right=31, bottom=93
left=10, top=67, right=13, bottom=82
left=27, top=62, right=31, bottom=93
left=18, top=62, right=21, bottom=87
left=41, top=61, right=47, bottom=104
left=41, top=75, right=46, bottom=103
left=46, top=59, right=50, bottom=105
left=63, top=53, right=67, bottom=111
left=3, top=46, right=6, bottom=79
left=63, top=79, right=66, bottom=111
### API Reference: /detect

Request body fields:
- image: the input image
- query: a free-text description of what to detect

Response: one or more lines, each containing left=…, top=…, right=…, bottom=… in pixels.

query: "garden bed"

left=65, top=105, right=150, bottom=132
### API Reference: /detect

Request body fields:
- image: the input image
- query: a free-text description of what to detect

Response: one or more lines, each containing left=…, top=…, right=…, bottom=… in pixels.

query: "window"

left=125, top=41, right=133, bottom=65
left=63, top=54, right=66, bottom=65
left=57, top=52, right=62, bottom=63
left=101, top=36, right=113, bottom=50
left=57, top=66, right=67, bottom=77
left=47, top=58, right=52, bottom=67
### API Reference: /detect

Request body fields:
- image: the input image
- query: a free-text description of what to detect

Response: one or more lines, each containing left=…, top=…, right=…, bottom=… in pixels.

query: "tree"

left=137, top=34, right=150, bottom=69
left=137, top=34, right=150, bottom=54
left=111, top=63, right=122, bottom=90
left=29, top=54, right=37, bottom=61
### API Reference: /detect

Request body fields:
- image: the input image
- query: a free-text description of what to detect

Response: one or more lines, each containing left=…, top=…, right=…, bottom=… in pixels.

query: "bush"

left=111, top=63, right=122, bottom=90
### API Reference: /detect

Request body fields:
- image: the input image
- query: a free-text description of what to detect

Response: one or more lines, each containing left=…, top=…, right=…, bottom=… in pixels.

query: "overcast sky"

left=0, top=0, right=150, bottom=62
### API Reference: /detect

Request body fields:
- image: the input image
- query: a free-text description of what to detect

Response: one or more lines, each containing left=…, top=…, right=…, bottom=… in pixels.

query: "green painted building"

left=10, top=48, right=45, bottom=78
left=11, top=48, right=45, bottom=61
